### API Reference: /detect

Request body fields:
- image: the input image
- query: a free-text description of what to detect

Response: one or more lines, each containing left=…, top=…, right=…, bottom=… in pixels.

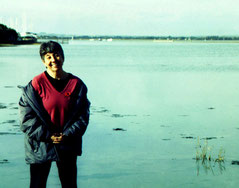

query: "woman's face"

left=42, top=52, right=64, bottom=73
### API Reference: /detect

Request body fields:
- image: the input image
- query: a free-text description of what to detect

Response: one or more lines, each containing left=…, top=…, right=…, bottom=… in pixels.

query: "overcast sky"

left=1, top=0, right=239, bottom=36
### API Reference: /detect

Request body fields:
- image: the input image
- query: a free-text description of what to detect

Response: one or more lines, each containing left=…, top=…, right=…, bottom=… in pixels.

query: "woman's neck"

left=46, top=69, right=68, bottom=80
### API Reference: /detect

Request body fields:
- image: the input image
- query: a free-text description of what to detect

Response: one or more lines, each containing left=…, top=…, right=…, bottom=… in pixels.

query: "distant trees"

left=59, top=35, right=239, bottom=41
left=0, top=24, right=19, bottom=43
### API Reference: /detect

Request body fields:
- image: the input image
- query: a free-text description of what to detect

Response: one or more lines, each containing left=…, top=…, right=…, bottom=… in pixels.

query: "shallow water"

left=1, top=41, right=239, bottom=187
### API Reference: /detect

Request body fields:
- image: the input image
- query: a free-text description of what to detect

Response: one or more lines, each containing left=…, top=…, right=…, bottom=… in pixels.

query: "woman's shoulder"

left=69, top=74, right=88, bottom=93
left=32, top=72, right=46, bottom=83
left=69, top=74, right=86, bottom=86
left=32, top=72, right=46, bottom=91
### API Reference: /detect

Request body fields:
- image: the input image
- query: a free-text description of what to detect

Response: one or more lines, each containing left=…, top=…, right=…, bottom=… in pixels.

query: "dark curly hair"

left=39, top=41, right=64, bottom=61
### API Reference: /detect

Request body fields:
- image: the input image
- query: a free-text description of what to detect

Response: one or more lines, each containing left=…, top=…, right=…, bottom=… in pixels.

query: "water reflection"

left=196, top=159, right=226, bottom=176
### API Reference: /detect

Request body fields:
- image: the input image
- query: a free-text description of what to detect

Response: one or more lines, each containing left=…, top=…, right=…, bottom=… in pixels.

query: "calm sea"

left=1, top=40, right=239, bottom=187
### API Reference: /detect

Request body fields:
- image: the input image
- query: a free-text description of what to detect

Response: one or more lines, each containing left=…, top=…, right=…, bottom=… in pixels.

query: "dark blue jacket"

left=19, top=80, right=90, bottom=164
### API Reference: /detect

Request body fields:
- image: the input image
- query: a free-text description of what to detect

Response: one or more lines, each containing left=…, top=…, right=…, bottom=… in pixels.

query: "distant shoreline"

left=0, top=42, right=40, bottom=47
left=2, top=38, right=239, bottom=47
left=152, top=39, right=239, bottom=43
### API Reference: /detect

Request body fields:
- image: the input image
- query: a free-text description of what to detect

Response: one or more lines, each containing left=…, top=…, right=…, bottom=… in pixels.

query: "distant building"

left=19, top=32, right=37, bottom=43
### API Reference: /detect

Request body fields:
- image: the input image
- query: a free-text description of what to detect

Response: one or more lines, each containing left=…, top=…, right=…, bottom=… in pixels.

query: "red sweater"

left=32, top=72, right=79, bottom=129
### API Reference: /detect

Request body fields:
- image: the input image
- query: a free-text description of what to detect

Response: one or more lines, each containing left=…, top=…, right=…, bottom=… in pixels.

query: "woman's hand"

left=51, top=133, right=64, bottom=144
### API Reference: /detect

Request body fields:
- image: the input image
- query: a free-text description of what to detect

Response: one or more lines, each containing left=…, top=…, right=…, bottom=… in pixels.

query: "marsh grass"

left=195, top=137, right=225, bottom=175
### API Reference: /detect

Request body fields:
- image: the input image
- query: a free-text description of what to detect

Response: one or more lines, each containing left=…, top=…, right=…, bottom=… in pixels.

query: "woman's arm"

left=19, top=95, right=52, bottom=142
left=63, top=93, right=90, bottom=137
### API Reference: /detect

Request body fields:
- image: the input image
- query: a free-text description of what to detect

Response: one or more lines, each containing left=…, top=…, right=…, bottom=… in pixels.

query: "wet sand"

left=1, top=99, right=239, bottom=188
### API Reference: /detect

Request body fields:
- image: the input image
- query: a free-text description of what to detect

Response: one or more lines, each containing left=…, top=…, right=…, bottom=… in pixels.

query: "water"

left=1, top=41, right=239, bottom=187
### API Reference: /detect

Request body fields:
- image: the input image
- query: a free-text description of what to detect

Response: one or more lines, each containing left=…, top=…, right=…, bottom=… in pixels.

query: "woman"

left=19, top=41, right=90, bottom=188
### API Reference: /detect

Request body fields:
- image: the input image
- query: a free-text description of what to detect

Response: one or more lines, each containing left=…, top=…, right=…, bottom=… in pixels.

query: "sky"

left=1, top=0, right=239, bottom=36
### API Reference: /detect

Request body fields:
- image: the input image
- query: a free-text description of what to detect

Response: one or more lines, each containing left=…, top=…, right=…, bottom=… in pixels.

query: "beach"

left=1, top=41, right=239, bottom=187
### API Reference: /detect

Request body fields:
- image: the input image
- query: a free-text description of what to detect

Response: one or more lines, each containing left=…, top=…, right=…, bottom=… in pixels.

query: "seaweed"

left=179, top=115, right=189, bottom=117
left=111, top=114, right=124, bottom=118
left=0, top=159, right=9, bottom=164
left=182, top=136, right=195, bottom=139
left=0, top=132, right=20, bottom=135
left=208, top=107, right=215, bottom=110
left=215, top=147, right=225, bottom=162
left=196, top=138, right=212, bottom=162
left=10, top=107, right=18, bottom=110
left=96, top=109, right=109, bottom=113
left=111, top=114, right=137, bottom=118
left=195, top=137, right=225, bottom=175
left=1, top=120, right=16, bottom=124
left=231, top=161, right=239, bottom=165
left=113, top=128, right=127, bottom=131
left=0, top=103, right=7, bottom=109
left=201, top=137, right=217, bottom=140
